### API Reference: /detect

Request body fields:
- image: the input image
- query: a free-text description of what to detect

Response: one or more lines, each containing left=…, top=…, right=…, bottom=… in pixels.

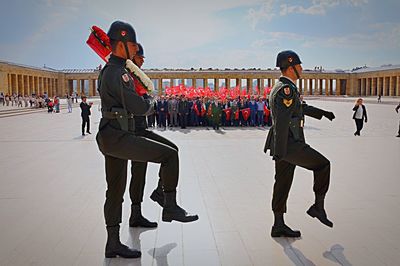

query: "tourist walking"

left=352, top=98, right=368, bottom=136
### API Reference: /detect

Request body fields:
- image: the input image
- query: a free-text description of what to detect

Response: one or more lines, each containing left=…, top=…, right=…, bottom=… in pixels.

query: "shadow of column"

left=323, top=244, right=352, bottom=266
left=148, top=243, right=178, bottom=266
left=273, top=238, right=316, bottom=266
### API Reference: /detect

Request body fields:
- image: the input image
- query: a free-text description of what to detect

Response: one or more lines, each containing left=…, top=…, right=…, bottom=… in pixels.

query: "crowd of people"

left=146, top=95, right=272, bottom=130
left=0, top=92, right=50, bottom=108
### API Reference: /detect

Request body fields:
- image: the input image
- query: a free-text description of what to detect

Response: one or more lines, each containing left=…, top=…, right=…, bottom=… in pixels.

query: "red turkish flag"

left=223, top=108, right=231, bottom=120
left=241, top=108, right=250, bottom=121
left=193, top=103, right=200, bottom=116
left=201, top=104, right=206, bottom=116
left=264, top=105, right=270, bottom=116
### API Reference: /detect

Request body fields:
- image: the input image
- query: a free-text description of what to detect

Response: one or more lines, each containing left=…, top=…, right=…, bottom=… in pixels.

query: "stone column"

left=326, top=79, right=330, bottom=95
left=76, top=79, right=80, bottom=96
left=389, top=76, right=395, bottom=96
left=192, top=79, right=197, bottom=89
left=170, top=79, right=174, bottom=87
left=7, top=74, right=11, bottom=95
left=17, top=74, right=22, bottom=95
left=318, top=79, right=323, bottom=95
left=21, top=75, right=26, bottom=96
left=158, top=79, right=163, bottom=95
left=235, top=78, right=240, bottom=88
left=26, top=76, right=30, bottom=95
left=396, top=76, right=400, bottom=96
left=246, top=78, right=252, bottom=93
left=89, top=79, right=94, bottom=96
left=335, top=79, right=341, bottom=96
left=382, top=76, right=387, bottom=96
left=376, top=77, right=381, bottom=96
left=260, top=79, right=265, bottom=95
left=256, top=79, right=261, bottom=94
left=214, top=78, right=219, bottom=91
left=203, top=78, right=207, bottom=88
left=366, top=78, right=370, bottom=96
left=371, top=77, right=376, bottom=95
left=303, top=78, right=308, bottom=95
left=225, top=78, right=230, bottom=89
left=180, top=79, right=185, bottom=86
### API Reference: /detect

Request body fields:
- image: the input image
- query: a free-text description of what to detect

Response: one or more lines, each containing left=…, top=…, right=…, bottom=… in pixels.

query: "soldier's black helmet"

left=276, top=50, right=302, bottom=69
left=107, top=21, right=137, bottom=43
left=137, top=43, right=145, bottom=57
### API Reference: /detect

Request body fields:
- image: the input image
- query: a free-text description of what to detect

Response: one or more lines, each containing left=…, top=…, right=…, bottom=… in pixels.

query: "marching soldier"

left=96, top=21, right=198, bottom=259
left=264, top=50, right=336, bottom=238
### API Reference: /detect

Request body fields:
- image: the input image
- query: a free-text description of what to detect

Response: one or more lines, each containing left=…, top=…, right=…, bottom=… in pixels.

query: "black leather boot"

left=162, top=191, right=199, bottom=223
left=271, top=224, right=301, bottom=238
left=150, top=186, right=164, bottom=207
left=129, top=204, right=158, bottom=228
left=307, top=204, right=333, bottom=228
left=105, top=226, right=141, bottom=258
left=270, top=212, right=301, bottom=238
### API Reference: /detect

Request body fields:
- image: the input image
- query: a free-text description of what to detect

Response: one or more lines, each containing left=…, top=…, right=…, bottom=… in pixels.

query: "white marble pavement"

left=0, top=99, right=399, bottom=266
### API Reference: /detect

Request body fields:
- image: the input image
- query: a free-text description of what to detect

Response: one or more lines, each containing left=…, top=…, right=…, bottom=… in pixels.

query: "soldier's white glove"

left=125, top=59, right=154, bottom=94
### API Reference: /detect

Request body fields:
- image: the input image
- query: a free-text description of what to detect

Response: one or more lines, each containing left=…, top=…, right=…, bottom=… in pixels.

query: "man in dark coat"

left=96, top=21, right=198, bottom=259
left=264, top=50, right=335, bottom=238
left=178, top=95, right=189, bottom=129
left=80, top=96, right=92, bottom=136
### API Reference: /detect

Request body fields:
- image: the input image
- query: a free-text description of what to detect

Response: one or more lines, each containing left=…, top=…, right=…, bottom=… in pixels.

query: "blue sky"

left=0, top=0, right=399, bottom=71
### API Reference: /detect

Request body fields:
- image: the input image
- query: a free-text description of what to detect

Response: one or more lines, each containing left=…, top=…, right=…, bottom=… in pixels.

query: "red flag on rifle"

left=86, top=26, right=111, bottom=62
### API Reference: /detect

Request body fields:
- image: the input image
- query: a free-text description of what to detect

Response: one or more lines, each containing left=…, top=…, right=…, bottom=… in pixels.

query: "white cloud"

left=246, top=0, right=276, bottom=29
left=248, top=0, right=369, bottom=28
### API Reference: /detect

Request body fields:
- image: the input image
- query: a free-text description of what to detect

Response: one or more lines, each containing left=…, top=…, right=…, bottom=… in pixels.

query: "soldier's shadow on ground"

left=273, top=237, right=316, bottom=266
left=148, top=243, right=177, bottom=266
left=323, top=244, right=352, bottom=266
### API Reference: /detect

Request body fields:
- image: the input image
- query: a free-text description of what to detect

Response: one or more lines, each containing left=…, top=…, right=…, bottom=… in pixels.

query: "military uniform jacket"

left=264, top=76, right=326, bottom=159
left=97, top=55, right=153, bottom=151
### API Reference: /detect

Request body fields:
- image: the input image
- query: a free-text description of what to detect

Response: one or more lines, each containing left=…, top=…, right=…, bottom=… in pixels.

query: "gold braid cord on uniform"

left=125, top=59, right=154, bottom=93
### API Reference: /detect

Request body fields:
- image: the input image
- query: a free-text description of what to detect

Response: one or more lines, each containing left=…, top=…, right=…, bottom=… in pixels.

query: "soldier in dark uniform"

left=96, top=21, right=198, bottom=259
left=264, top=50, right=336, bottom=238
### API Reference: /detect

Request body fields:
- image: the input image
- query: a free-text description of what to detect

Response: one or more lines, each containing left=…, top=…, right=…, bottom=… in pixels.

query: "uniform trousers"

left=97, top=121, right=179, bottom=227
left=272, top=140, right=330, bottom=213
left=130, top=129, right=178, bottom=205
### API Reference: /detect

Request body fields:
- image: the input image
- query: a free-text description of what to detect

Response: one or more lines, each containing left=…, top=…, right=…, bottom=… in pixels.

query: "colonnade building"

left=1, top=60, right=399, bottom=97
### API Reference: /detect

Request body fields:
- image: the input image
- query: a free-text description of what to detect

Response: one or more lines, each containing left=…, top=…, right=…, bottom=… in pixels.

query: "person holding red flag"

left=96, top=21, right=198, bottom=259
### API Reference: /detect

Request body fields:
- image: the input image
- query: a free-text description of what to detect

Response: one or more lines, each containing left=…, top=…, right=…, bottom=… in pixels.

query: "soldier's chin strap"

left=123, top=41, right=131, bottom=60
left=291, top=65, right=300, bottom=80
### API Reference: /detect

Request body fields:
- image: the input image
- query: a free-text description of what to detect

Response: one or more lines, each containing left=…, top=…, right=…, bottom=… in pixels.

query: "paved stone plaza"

left=0, top=98, right=399, bottom=266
